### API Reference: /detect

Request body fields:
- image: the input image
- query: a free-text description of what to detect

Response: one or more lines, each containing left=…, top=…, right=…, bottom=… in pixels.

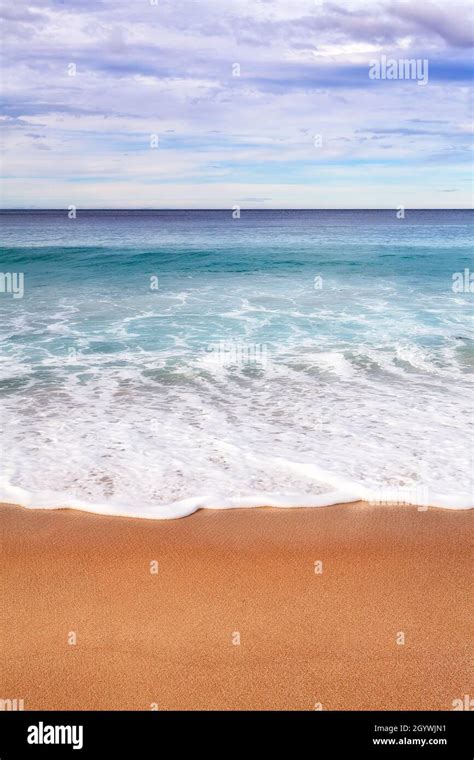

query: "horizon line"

left=1, top=207, right=473, bottom=212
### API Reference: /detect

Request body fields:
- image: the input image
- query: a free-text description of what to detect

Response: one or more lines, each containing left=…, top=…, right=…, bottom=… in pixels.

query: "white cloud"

left=1, top=0, right=472, bottom=207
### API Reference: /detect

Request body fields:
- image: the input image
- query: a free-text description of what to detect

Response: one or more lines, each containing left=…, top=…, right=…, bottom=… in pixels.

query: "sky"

left=1, top=0, right=473, bottom=209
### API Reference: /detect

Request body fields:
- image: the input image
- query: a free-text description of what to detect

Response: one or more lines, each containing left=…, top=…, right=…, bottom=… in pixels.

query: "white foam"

left=1, top=271, right=473, bottom=519
left=0, top=358, right=472, bottom=519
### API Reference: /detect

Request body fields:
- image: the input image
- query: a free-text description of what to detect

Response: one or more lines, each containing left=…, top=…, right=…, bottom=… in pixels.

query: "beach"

left=1, top=501, right=471, bottom=711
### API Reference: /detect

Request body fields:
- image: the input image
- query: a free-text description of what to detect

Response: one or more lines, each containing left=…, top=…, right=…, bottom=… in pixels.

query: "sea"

left=0, top=209, right=472, bottom=517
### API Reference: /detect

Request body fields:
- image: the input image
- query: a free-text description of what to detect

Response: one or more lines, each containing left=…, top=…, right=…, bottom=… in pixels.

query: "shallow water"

left=0, top=210, right=472, bottom=517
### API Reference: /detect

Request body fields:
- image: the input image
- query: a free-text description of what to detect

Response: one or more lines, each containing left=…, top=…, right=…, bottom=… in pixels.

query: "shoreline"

left=0, top=491, right=472, bottom=521
left=1, top=500, right=472, bottom=710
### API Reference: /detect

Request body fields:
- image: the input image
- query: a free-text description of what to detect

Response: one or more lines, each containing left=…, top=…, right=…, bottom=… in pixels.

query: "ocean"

left=0, top=209, right=472, bottom=517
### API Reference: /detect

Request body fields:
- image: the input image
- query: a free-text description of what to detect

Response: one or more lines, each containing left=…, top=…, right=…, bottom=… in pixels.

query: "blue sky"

left=1, top=0, right=473, bottom=208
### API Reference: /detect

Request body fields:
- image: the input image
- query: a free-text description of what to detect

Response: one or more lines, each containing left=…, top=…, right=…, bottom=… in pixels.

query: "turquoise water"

left=0, top=210, right=472, bottom=516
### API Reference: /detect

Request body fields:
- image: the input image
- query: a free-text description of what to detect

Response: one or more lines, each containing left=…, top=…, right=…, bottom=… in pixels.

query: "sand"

left=1, top=501, right=471, bottom=710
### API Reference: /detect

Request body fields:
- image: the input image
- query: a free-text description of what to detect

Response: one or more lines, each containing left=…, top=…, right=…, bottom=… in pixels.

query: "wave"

left=0, top=468, right=471, bottom=521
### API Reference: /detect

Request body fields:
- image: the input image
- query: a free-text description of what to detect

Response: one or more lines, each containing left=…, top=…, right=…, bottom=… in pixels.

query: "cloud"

left=0, top=0, right=472, bottom=207
left=389, top=1, right=474, bottom=48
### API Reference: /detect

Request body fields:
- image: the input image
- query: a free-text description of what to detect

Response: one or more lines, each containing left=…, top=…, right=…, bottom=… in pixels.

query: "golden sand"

left=1, top=501, right=471, bottom=710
